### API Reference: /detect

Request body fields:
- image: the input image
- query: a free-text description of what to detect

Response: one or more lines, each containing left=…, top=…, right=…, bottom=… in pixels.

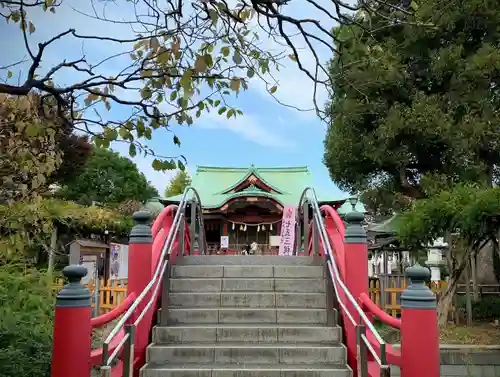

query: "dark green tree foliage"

left=324, top=0, right=500, bottom=200
left=165, top=170, right=192, bottom=197
left=0, top=265, right=54, bottom=377
left=59, top=148, right=158, bottom=205
left=397, top=183, right=500, bottom=326
left=51, top=133, right=93, bottom=185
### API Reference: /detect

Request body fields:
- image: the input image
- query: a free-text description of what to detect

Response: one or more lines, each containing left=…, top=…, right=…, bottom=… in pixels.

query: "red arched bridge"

left=51, top=187, right=440, bottom=377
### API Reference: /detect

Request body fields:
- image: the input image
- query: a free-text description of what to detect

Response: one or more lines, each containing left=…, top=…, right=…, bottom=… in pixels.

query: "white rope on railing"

left=298, top=187, right=388, bottom=366
left=100, top=187, right=202, bottom=370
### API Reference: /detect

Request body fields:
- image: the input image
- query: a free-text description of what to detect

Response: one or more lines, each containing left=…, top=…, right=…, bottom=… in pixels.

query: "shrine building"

left=154, top=165, right=362, bottom=254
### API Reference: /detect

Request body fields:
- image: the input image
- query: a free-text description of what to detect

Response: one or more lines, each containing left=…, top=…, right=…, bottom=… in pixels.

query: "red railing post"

left=400, top=264, right=440, bottom=377
left=51, top=265, right=92, bottom=377
left=127, top=211, right=153, bottom=369
left=342, top=198, right=368, bottom=376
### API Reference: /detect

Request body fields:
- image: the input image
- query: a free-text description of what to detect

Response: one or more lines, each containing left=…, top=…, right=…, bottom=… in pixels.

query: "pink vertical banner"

left=278, top=205, right=296, bottom=256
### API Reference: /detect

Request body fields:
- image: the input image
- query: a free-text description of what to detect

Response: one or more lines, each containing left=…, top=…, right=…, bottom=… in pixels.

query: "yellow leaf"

left=172, top=38, right=180, bottom=57
left=157, top=47, right=171, bottom=64
left=29, top=21, right=35, bottom=34
left=269, top=85, right=277, bottom=94
left=230, top=78, right=241, bottom=92
left=194, top=55, right=208, bottom=73
left=288, top=54, right=297, bottom=62
left=150, top=37, right=160, bottom=51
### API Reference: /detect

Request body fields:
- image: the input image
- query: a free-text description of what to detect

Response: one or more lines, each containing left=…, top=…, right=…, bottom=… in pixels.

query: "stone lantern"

left=426, top=237, right=447, bottom=282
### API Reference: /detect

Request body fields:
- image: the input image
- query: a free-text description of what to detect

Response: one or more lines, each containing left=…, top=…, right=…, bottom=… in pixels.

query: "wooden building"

left=157, top=165, right=364, bottom=253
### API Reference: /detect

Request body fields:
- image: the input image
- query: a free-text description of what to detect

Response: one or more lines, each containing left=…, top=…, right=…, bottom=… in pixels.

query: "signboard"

left=278, top=205, right=296, bottom=256
left=220, top=236, right=229, bottom=249
left=109, top=243, right=129, bottom=280
left=81, top=255, right=97, bottom=285
left=270, top=235, right=281, bottom=247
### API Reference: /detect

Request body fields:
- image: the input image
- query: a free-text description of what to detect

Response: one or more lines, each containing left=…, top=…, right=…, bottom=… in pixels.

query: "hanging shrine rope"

left=229, top=219, right=281, bottom=232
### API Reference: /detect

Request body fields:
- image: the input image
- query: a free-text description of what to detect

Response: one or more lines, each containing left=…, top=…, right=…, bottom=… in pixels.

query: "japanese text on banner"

left=278, top=205, right=296, bottom=256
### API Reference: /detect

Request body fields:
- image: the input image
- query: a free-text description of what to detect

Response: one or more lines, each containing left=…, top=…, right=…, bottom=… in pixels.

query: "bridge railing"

left=297, top=188, right=440, bottom=377
left=50, top=186, right=206, bottom=377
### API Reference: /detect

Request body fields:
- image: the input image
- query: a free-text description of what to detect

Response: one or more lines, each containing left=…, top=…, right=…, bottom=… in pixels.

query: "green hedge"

left=457, top=295, right=500, bottom=321
left=0, top=265, right=54, bottom=377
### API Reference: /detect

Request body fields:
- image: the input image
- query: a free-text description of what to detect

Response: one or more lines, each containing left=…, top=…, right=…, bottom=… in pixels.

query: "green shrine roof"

left=163, top=165, right=365, bottom=215
left=367, top=214, right=401, bottom=234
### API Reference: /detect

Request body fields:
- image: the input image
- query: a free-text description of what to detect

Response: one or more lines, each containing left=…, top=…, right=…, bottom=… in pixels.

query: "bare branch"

left=0, top=0, right=416, bottom=169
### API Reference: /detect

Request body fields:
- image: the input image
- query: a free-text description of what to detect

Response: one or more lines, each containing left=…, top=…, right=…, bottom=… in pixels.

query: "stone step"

left=146, top=343, right=347, bottom=365
left=168, top=292, right=327, bottom=308
left=167, top=308, right=327, bottom=325
left=141, top=363, right=352, bottom=377
left=152, top=325, right=341, bottom=344
left=174, top=256, right=324, bottom=266
left=169, top=278, right=326, bottom=293
left=171, top=265, right=325, bottom=279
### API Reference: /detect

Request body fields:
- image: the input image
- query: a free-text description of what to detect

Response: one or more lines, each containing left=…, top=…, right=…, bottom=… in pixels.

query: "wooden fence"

left=52, top=278, right=128, bottom=315
left=369, top=278, right=447, bottom=317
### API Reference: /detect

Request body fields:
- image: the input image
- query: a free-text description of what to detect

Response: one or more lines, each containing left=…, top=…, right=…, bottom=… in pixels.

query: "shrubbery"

left=457, top=295, right=500, bottom=322
left=0, top=264, right=54, bottom=377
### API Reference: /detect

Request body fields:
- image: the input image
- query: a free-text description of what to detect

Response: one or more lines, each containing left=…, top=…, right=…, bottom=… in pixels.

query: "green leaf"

left=7, top=71, right=12, bottom=79
left=218, top=107, right=227, bottom=115
left=232, top=51, right=242, bottom=65
left=152, top=159, right=163, bottom=171
left=179, top=97, right=188, bottom=108
left=208, top=9, right=218, bottom=24
left=170, top=91, right=177, bottom=101
left=269, top=86, right=278, bottom=94
left=221, top=46, right=230, bottom=57
left=141, top=87, right=152, bottom=100
left=103, top=127, right=118, bottom=141
left=227, top=109, right=234, bottom=118
left=180, top=70, right=193, bottom=90
left=129, top=144, right=137, bottom=157
left=26, top=124, right=38, bottom=137
left=119, top=127, right=131, bottom=139
left=247, top=68, right=255, bottom=78
left=203, top=54, right=214, bottom=69
left=177, top=160, right=186, bottom=171
left=173, top=135, right=181, bottom=146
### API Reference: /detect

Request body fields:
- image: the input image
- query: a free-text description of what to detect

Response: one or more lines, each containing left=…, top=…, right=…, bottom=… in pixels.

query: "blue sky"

left=0, top=0, right=346, bottom=199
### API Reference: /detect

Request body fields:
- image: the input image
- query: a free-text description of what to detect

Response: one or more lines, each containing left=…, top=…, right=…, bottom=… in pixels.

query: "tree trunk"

left=437, top=252, right=469, bottom=327
left=470, top=253, right=479, bottom=301
left=464, top=258, right=473, bottom=325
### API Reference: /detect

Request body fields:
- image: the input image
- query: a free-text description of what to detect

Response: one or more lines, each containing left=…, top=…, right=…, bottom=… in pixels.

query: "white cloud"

left=198, top=110, right=295, bottom=149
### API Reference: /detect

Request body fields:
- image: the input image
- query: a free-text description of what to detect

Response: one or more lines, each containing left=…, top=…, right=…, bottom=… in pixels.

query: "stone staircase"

left=141, top=256, right=352, bottom=377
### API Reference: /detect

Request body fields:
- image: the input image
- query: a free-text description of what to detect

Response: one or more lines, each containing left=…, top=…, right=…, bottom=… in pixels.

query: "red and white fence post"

left=400, top=264, right=440, bottom=377
left=51, top=265, right=92, bottom=377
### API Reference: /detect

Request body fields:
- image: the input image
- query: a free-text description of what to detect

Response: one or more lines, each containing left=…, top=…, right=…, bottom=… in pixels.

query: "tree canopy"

left=324, top=0, right=500, bottom=201
left=0, top=93, right=91, bottom=202
left=165, top=170, right=192, bottom=198
left=58, top=148, right=158, bottom=205
left=0, top=0, right=411, bottom=172
left=396, top=183, right=500, bottom=325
